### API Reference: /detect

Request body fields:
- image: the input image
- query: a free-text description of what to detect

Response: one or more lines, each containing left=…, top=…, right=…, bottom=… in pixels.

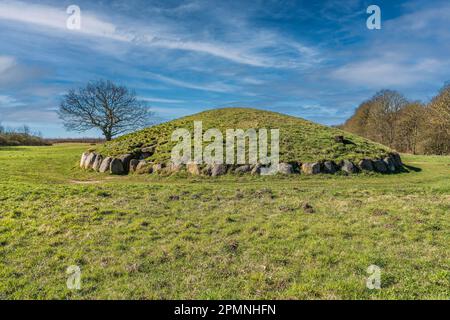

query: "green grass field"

left=0, top=144, right=448, bottom=299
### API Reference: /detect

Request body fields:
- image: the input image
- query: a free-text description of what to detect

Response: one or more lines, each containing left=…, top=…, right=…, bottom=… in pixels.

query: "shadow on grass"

left=343, top=139, right=356, bottom=146
left=400, top=164, right=422, bottom=173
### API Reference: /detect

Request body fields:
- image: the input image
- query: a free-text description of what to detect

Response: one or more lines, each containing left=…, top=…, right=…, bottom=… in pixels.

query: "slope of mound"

left=98, top=108, right=391, bottom=164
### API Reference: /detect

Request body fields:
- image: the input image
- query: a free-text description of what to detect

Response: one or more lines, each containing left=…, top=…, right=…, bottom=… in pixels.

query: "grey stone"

left=110, top=158, right=124, bottom=175
left=383, top=157, right=396, bottom=172
left=323, top=161, right=337, bottom=174
left=99, top=157, right=112, bottom=173
left=334, top=135, right=344, bottom=143
left=211, top=163, right=227, bottom=176
left=340, top=160, right=358, bottom=174
left=301, top=162, right=321, bottom=175
left=373, top=160, right=388, bottom=173
left=140, top=146, right=155, bottom=159
left=136, top=160, right=147, bottom=170
left=302, top=203, right=315, bottom=214
left=83, top=153, right=96, bottom=169
left=152, top=163, right=163, bottom=173
left=278, top=163, right=294, bottom=174
left=391, top=153, right=403, bottom=168
left=235, top=165, right=251, bottom=174
left=169, top=163, right=183, bottom=173
left=358, top=159, right=374, bottom=171
left=92, top=154, right=104, bottom=172
left=129, top=159, right=140, bottom=173
left=141, top=146, right=155, bottom=153
left=202, top=165, right=212, bottom=176
left=251, top=164, right=262, bottom=175
left=136, top=160, right=152, bottom=174
left=118, top=154, right=134, bottom=172
left=80, top=152, right=89, bottom=168
left=187, top=163, right=200, bottom=175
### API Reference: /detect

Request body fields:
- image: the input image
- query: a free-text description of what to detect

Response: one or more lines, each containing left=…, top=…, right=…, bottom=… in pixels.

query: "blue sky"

left=0, top=0, right=449, bottom=137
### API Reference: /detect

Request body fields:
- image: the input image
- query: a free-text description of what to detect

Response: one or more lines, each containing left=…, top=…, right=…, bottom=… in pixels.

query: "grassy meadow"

left=0, top=143, right=448, bottom=299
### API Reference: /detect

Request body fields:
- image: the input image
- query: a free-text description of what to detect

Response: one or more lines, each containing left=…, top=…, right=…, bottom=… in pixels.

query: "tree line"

left=0, top=124, right=49, bottom=146
left=340, top=83, right=450, bottom=155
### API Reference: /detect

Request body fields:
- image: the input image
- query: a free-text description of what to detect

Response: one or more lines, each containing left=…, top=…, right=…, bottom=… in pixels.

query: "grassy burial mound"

left=80, top=108, right=403, bottom=175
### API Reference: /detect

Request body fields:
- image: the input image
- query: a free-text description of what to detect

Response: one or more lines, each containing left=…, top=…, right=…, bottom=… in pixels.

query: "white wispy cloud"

left=150, top=106, right=193, bottom=116
left=239, top=77, right=266, bottom=85
left=0, top=0, right=318, bottom=68
left=0, top=55, right=16, bottom=73
left=145, top=37, right=269, bottom=67
left=387, top=2, right=450, bottom=37
left=0, top=0, right=267, bottom=66
left=330, top=1, right=450, bottom=88
left=332, top=58, right=444, bottom=87
left=0, top=55, right=44, bottom=87
left=1, top=108, right=60, bottom=123
left=0, top=94, right=25, bottom=107
left=146, top=72, right=236, bottom=93
left=0, top=0, right=122, bottom=40
left=139, top=96, right=185, bottom=104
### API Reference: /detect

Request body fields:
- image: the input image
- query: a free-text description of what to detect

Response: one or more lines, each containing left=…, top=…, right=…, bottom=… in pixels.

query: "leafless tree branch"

left=58, top=80, right=153, bottom=141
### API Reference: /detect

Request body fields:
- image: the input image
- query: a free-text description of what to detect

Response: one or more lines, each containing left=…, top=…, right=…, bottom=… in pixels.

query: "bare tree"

left=342, top=90, right=408, bottom=149
left=396, top=102, right=425, bottom=154
left=424, top=83, right=450, bottom=154
left=341, top=100, right=372, bottom=138
left=366, top=90, right=408, bottom=148
left=19, top=125, right=31, bottom=136
left=341, top=84, right=450, bottom=155
left=58, top=80, right=153, bottom=141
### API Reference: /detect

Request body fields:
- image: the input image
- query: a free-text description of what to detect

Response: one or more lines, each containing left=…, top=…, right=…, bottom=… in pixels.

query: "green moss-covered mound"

left=99, top=108, right=391, bottom=163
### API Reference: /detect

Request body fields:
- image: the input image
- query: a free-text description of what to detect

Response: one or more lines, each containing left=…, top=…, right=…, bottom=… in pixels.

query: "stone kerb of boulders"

left=80, top=147, right=404, bottom=177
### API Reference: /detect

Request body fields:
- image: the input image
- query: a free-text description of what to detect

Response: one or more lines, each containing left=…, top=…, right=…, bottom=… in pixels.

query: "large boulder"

left=187, top=163, right=200, bottom=175
left=383, top=157, right=396, bottom=173
left=99, top=157, right=113, bottom=173
left=278, top=163, right=294, bottom=174
left=391, top=152, right=403, bottom=168
left=92, top=154, right=104, bottom=172
left=211, top=163, right=227, bottom=177
left=235, top=165, right=251, bottom=174
left=140, top=146, right=156, bottom=159
left=110, top=158, right=124, bottom=175
left=301, top=162, right=321, bottom=175
left=202, top=165, right=212, bottom=176
left=323, top=161, right=337, bottom=174
left=141, top=146, right=155, bottom=153
left=358, top=159, right=374, bottom=171
left=129, top=159, right=140, bottom=173
left=373, top=159, right=388, bottom=173
left=340, top=160, right=358, bottom=174
left=334, top=135, right=344, bottom=143
left=169, top=163, right=183, bottom=173
left=251, top=164, right=262, bottom=175
left=118, top=154, right=134, bottom=173
left=135, top=160, right=152, bottom=174
left=80, top=152, right=89, bottom=168
left=136, top=160, right=147, bottom=170
left=83, top=153, right=97, bottom=169
left=152, top=163, right=164, bottom=174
